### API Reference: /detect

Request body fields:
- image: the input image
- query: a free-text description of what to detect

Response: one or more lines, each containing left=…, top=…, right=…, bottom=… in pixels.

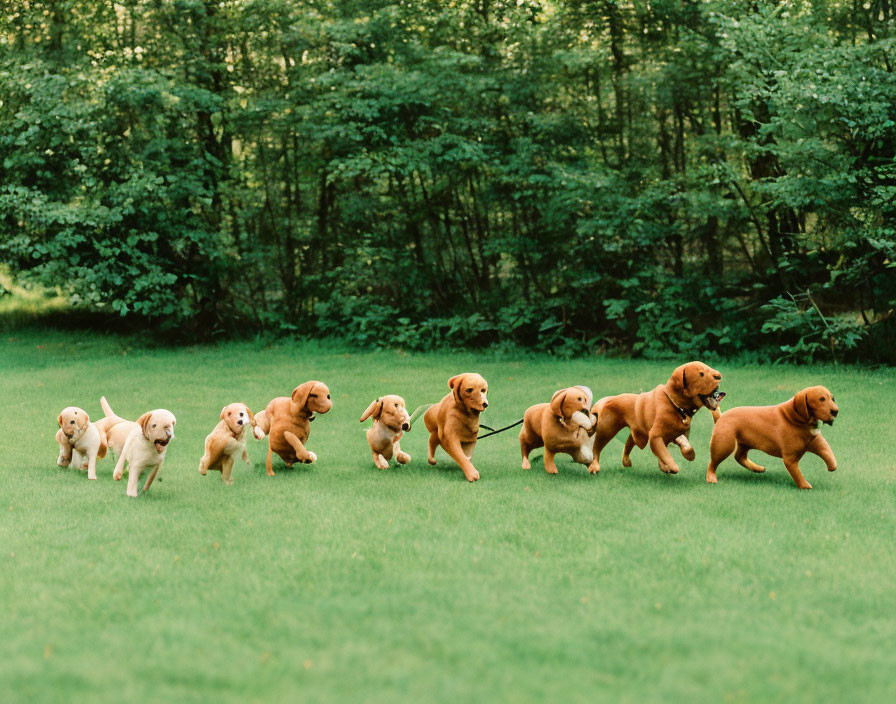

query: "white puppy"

left=55, top=406, right=108, bottom=480
left=98, top=397, right=176, bottom=497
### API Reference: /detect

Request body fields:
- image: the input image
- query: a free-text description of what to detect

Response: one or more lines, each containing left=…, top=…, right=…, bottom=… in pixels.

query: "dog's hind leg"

left=590, top=408, right=627, bottom=474
left=706, top=429, right=735, bottom=484
left=265, top=445, right=275, bottom=476
left=621, top=434, right=635, bottom=467
left=783, top=454, right=812, bottom=489
left=427, top=432, right=439, bottom=466
left=143, top=467, right=159, bottom=493
left=734, top=444, right=766, bottom=473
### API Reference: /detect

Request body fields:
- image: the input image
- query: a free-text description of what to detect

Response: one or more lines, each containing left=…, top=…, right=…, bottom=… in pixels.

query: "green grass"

left=1, top=329, right=894, bottom=703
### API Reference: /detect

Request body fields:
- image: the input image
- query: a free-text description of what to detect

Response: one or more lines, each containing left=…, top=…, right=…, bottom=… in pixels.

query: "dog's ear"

left=448, top=374, right=467, bottom=404
left=220, top=406, right=228, bottom=420
left=791, top=389, right=813, bottom=422
left=360, top=399, right=383, bottom=423
left=682, top=366, right=688, bottom=391
left=550, top=389, right=568, bottom=417
left=244, top=405, right=256, bottom=425
left=137, top=412, right=153, bottom=439
left=669, top=364, right=687, bottom=396
left=291, top=381, right=316, bottom=409
left=78, top=412, right=89, bottom=429
left=57, top=413, right=63, bottom=428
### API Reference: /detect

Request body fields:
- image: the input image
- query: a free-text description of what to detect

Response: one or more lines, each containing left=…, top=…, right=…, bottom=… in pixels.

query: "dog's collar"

left=664, top=391, right=697, bottom=421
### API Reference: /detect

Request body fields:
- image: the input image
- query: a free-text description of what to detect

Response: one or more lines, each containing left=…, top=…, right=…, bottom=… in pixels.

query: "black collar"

left=664, top=391, right=697, bottom=421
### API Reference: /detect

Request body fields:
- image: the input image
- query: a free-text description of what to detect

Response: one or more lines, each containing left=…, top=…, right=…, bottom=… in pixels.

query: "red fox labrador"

left=519, top=386, right=597, bottom=474
left=707, top=386, right=839, bottom=489
left=424, top=373, right=488, bottom=482
left=591, top=361, right=724, bottom=475
left=255, top=381, right=332, bottom=476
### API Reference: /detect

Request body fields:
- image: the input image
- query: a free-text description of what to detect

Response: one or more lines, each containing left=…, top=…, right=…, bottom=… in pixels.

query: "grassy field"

left=1, top=328, right=894, bottom=703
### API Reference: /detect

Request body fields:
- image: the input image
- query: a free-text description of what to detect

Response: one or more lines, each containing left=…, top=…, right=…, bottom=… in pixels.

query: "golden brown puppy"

left=199, top=402, right=263, bottom=485
left=255, top=381, right=332, bottom=476
left=423, top=373, right=489, bottom=482
left=55, top=406, right=108, bottom=480
left=360, top=395, right=412, bottom=469
left=590, top=361, right=724, bottom=475
left=520, top=386, right=597, bottom=474
left=707, top=386, right=838, bottom=489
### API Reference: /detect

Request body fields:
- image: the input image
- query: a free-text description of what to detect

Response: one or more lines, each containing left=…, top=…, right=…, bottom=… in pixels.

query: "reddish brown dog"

left=590, top=361, right=724, bottom=475
left=707, top=386, right=839, bottom=489
left=424, top=373, right=488, bottom=482
left=519, top=386, right=597, bottom=474
left=255, top=381, right=332, bottom=476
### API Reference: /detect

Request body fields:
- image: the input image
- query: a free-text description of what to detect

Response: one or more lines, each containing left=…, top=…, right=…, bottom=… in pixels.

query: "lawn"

left=1, top=329, right=894, bottom=703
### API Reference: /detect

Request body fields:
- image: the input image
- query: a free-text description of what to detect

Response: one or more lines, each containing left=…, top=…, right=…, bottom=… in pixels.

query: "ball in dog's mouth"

left=154, top=437, right=171, bottom=453
left=699, top=389, right=726, bottom=410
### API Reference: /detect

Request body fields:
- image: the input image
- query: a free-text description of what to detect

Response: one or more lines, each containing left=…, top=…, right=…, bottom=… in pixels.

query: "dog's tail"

left=100, top=396, right=125, bottom=423
left=254, top=409, right=270, bottom=438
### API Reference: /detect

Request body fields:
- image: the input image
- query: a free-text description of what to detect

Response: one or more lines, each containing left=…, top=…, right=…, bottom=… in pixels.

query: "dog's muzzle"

left=699, top=389, right=726, bottom=410
left=401, top=422, right=410, bottom=431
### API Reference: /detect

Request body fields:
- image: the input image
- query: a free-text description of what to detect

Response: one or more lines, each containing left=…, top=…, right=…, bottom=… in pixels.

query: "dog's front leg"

left=56, top=430, right=72, bottom=467
left=444, top=440, right=479, bottom=482
left=372, top=451, right=389, bottom=469
left=142, top=466, right=159, bottom=493
left=283, top=431, right=316, bottom=464
left=783, top=454, right=812, bottom=489
left=86, top=449, right=98, bottom=480
left=242, top=447, right=251, bottom=465
left=649, top=434, right=680, bottom=474
left=112, top=438, right=129, bottom=482
left=674, top=434, right=696, bottom=462
left=71, top=449, right=85, bottom=472
left=807, top=435, right=837, bottom=472
left=543, top=448, right=559, bottom=475
left=221, top=457, right=235, bottom=485
left=393, top=440, right=410, bottom=465
left=265, top=445, right=275, bottom=476
left=126, top=463, right=141, bottom=497
left=427, top=432, right=439, bottom=466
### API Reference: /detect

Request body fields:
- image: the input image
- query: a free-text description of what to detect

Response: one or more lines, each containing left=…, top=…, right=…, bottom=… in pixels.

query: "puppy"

left=423, top=372, right=488, bottom=482
left=360, top=395, right=412, bottom=469
left=255, top=381, right=332, bottom=476
left=707, top=386, right=839, bottom=489
left=591, top=361, right=725, bottom=475
left=55, top=406, right=108, bottom=480
left=199, top=402, right=264, bottom=485
left=519, top=386, right=596, bottom=474
left=98, top=397, right=176, bottom=497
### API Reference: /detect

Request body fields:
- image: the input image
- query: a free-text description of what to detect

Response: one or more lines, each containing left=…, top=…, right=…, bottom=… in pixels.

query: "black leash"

left=477, top=418, right=524, bottom=440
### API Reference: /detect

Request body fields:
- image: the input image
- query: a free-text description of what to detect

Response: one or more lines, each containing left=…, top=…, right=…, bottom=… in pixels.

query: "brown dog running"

left=255, top=381, right=332, bottom=476
left=590, top=361, right=724, bottom=475
left=198, top=402, right=263, bottom=485
left=424, top=372, right=488, bottom=482
left=519, top=386, right=597, bottom=474
left=706, top=386, right=839, bottom=489
left=360, top=395, right=412, bottom=469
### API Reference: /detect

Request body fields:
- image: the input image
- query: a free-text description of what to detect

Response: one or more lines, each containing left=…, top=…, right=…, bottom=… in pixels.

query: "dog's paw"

left=828, top=464, right=837, bottom=472
left=254, top=427, right=265, bottom=440
left=57, top=457, right=71, bottom=467
left=521, top=457, right=531, bottom=470
left=428, top=456, right=437, bottom=466
left=681, top=447, right=696, bottom=462
left=544, top=465, right=559, bottom=475
left=113, top=471, right=122, bottom=481
left=706, top=470, right=718, bottom=484
left=797, top=481, right=813, bottom=490
left=621, top=455, right=632, bottom=468
left=396, top=452, right=410, bottom=465
left=660, top=463, right=680, bottom=475
left=588, top=461, right=600, bottom=474
left=302, top=452, right=317, bottom=464
left=223, top=478, right=234, bottom=486
left=126, top=489, right=138, bottom=497
left=374, top=456, right=389, bottom=470
left=464, top=469, right=480, bottom=482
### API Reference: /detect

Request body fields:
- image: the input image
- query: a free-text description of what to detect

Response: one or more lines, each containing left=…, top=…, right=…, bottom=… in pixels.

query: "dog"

left=199, top=402, right=264, bottom=485
left=424, top=372, right=489, bottom=482
left=254, top=381, right=332, bottom=476
left=706, top=386, right=839, bottom=489
left=360, top=395, right=412, bottom=469
left=519, top=386, right=597, bottom=474
left=55, top=406, right=108, bottom=480
left=590, top=361, right=724, bottom=475
left=97, top=397, right=176, bottom=497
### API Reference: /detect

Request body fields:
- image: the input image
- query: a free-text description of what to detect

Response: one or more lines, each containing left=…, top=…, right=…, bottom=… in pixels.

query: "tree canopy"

left=1, top=1, right=894, bottom=362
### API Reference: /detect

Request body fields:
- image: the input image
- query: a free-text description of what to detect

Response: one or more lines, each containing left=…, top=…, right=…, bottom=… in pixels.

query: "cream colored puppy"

left=360, top=395, right=412, bottom=469
left=99, top=397, right=176, bottom=497
left=55, top=406, right=108, bottom=480
left=199, top=402, right=263, bottom=485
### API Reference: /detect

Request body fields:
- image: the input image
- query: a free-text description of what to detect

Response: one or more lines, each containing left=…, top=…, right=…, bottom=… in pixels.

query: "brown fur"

left=590, top=361, right=724, bottom=475
left=360, top=394, right=411, bottom=469
left=255, top=381, right=332, bottom=476
left=423, top=373, right=488, bottom=482
left=198, top=402, right=260, bottom=485
left=707, top=386, right=839, bottom=489
left=519, top=386, right=597, bottom=474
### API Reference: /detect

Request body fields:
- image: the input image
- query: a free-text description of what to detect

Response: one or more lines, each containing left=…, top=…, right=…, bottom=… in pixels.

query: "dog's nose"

left=482, top=401, right=489, bottom=409
left=238, top=419, right=244, bottom=425
left=401, top=423, right=410, bottom=431
left=831, top=409, right=838, bottom=417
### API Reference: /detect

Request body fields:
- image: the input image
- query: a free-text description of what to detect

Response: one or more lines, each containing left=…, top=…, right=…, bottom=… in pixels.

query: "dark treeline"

left=1, top=1, right=894, bottom=362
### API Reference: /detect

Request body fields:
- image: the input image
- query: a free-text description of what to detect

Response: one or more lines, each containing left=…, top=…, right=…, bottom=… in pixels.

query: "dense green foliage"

left=1, top=1, right=894, bottom=361
left=2, top=331, right=895, bottom=701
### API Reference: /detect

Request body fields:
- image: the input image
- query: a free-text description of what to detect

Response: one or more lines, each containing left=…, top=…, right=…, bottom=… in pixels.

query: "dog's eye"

left=327, top=394, right=330, bottom=399
left=152, top=424, right=156, bottom=428
left=466, top=388, right=473, bottom=393
left=700, top=372, right=704, bottom=376
left=819, top=397, right=825, bottom=401
left=70, top=420, right=75, bottom=424
left=395, top=403, right=399, bottom=408
left=309, top=393, right=317, bottom=398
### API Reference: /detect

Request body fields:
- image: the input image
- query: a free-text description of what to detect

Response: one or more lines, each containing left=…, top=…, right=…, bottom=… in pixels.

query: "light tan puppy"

left=199, top=402, right=263, bottom=485
left=360, top=395, right=412, bottom=469
left=55, top=406, right=108, bottom=480
left=707, top=386, right=839, bottom=489
left=591, top=361, right=724, bottom=475
left=255, top=381, right=332, bottom=476
left=424, top=372, right=489, bottom=482
left=520, top=386, right=596, bottom=474
left=98, top=397, right=176, bottom=497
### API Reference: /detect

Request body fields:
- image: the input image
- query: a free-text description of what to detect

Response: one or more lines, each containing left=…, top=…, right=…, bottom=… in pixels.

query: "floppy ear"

left=137, top=412, right=153, bottom=439
left=291, top=381, right=316, bottom=408
left=220, top=406, right=228, bottom=420
left=78, top=412, right=89, bottom=429
left=245, top=406, right=256, bottom=425
left=359, top=399, right=384, bottom=422
left=550, top=389, right=568, bottom=417
left=57, top=413, right=63, bottom=428
left=681, top=367, right=688, bottom=391
left=792, top=389, right=812, bottom=421
left=448, top=374, right=466, bottom=404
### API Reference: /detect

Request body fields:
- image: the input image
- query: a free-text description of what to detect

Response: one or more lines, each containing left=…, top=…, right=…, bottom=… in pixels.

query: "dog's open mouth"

left=699, top=389, right=726, bottom=410
left=823, top=418, right=835, bottom=426
left=154, top=437, right=171, bottom=453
